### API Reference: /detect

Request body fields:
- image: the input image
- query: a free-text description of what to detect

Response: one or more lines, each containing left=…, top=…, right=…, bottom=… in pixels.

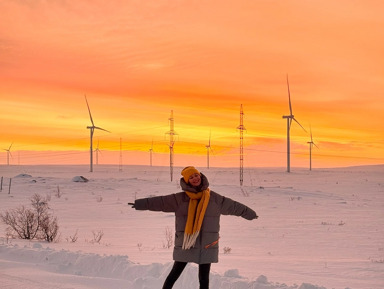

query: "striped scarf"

left=182, top=188, right=210, bottom=250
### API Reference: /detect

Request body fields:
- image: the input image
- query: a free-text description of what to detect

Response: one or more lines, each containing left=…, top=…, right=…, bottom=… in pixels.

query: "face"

left=188, top=173, right=201, bottom=187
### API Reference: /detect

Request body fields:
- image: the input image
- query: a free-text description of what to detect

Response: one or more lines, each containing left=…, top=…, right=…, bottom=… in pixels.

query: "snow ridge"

left=0, top=243, right=328, bottom=289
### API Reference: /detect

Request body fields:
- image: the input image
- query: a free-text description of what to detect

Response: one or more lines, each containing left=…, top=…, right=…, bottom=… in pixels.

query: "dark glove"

left=128, top=202, right=135, bottom=209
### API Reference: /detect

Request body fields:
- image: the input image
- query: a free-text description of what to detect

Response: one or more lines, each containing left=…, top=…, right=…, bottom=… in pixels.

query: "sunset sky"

left=1, top=0, right=383, bottom=169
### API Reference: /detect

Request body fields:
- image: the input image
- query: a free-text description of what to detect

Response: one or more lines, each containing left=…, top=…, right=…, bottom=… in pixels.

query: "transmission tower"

left=237, top=104, right=246, bottom=186
left=166, top=110, right=177, bottom=181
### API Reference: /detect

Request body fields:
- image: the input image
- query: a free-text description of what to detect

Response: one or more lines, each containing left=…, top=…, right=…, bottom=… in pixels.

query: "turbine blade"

left=9, top=142, right=13, bottom=150
left=286, top=75, right=293, bottom=115
left=85, top=95, right=95, bottom=126
left=208, top=130, right=211, bottom=147
left=309, top=125, right=317, bottom=146
left=94, top=126, right=111, bottom=133
left=293, top=117, right=307, bottom=133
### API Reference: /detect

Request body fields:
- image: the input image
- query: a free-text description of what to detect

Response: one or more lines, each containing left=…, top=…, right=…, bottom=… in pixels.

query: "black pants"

left=162, top=261, right=211, bottom=289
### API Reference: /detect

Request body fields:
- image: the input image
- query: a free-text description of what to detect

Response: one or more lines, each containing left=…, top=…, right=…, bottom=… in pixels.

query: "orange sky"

left=1, top=0, right=383, bottom=169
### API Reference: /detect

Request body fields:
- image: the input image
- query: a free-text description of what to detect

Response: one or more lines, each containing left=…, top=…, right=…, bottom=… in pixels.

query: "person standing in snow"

left=128, top=166, right=258, bottom=289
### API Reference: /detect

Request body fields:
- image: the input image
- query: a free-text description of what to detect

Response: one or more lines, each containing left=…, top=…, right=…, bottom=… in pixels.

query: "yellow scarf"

left=182, top=188, right=210, bottom=250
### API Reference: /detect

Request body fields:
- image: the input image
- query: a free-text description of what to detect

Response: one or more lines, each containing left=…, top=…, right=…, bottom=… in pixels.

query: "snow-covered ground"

left=0, top=165, right=383, bottom=289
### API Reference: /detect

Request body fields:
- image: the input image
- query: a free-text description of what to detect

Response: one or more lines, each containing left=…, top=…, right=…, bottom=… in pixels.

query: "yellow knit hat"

left=181, top=166, right=200, bottom=183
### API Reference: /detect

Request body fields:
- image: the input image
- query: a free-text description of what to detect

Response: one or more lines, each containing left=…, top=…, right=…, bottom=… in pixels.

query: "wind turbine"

left=3, top=143, right=13, bottom=166
left=94, top=140, right=101, bottom=165
left=85, top=95, right=110, bottom=172
left=149, top=139, right=153, bottom=167
left=282, top=75, right=307, bottom=172
left=307, top=126, right=319, bottom=171
left=205, top=131, right=212, bottom=169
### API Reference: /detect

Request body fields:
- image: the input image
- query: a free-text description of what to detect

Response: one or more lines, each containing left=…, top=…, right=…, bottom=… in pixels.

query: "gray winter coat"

left=134, top=173, right=258, bottom=264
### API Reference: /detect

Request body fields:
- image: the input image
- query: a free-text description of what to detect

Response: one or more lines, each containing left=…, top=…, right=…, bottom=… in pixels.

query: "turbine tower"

left=205, top=131, right=212, bottom=169
left=282, top=76, right=306, bottom=173
left=3, top=143, right=13, bottom=166
left=237, top=104, right=245, bottom=186
left=85, top=95, right=110, bottom=172
left=165, top=110, right=177, bottom=181
left=307, top=127, right=319, bottom=171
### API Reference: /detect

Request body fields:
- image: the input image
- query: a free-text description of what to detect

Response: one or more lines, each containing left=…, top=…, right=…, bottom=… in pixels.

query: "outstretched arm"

left=130, top=194, right=180, bottom=213
left=219, top=195, right=258, bottom=220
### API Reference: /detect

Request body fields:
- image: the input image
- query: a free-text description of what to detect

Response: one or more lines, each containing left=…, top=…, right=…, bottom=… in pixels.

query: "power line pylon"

left=166, top=110, right=177, bottom=181
left=237, top=104, right=246, bottom=186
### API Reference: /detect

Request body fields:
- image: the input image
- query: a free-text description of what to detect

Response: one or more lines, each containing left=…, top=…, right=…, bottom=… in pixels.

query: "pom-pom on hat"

left=181, top=166, right=200, bottom=183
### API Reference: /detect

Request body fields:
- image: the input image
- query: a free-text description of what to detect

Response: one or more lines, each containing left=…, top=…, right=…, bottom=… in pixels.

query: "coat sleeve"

left=134, top=193, right=180, bottom=213
left=217, top=194, right=258, bottom=220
